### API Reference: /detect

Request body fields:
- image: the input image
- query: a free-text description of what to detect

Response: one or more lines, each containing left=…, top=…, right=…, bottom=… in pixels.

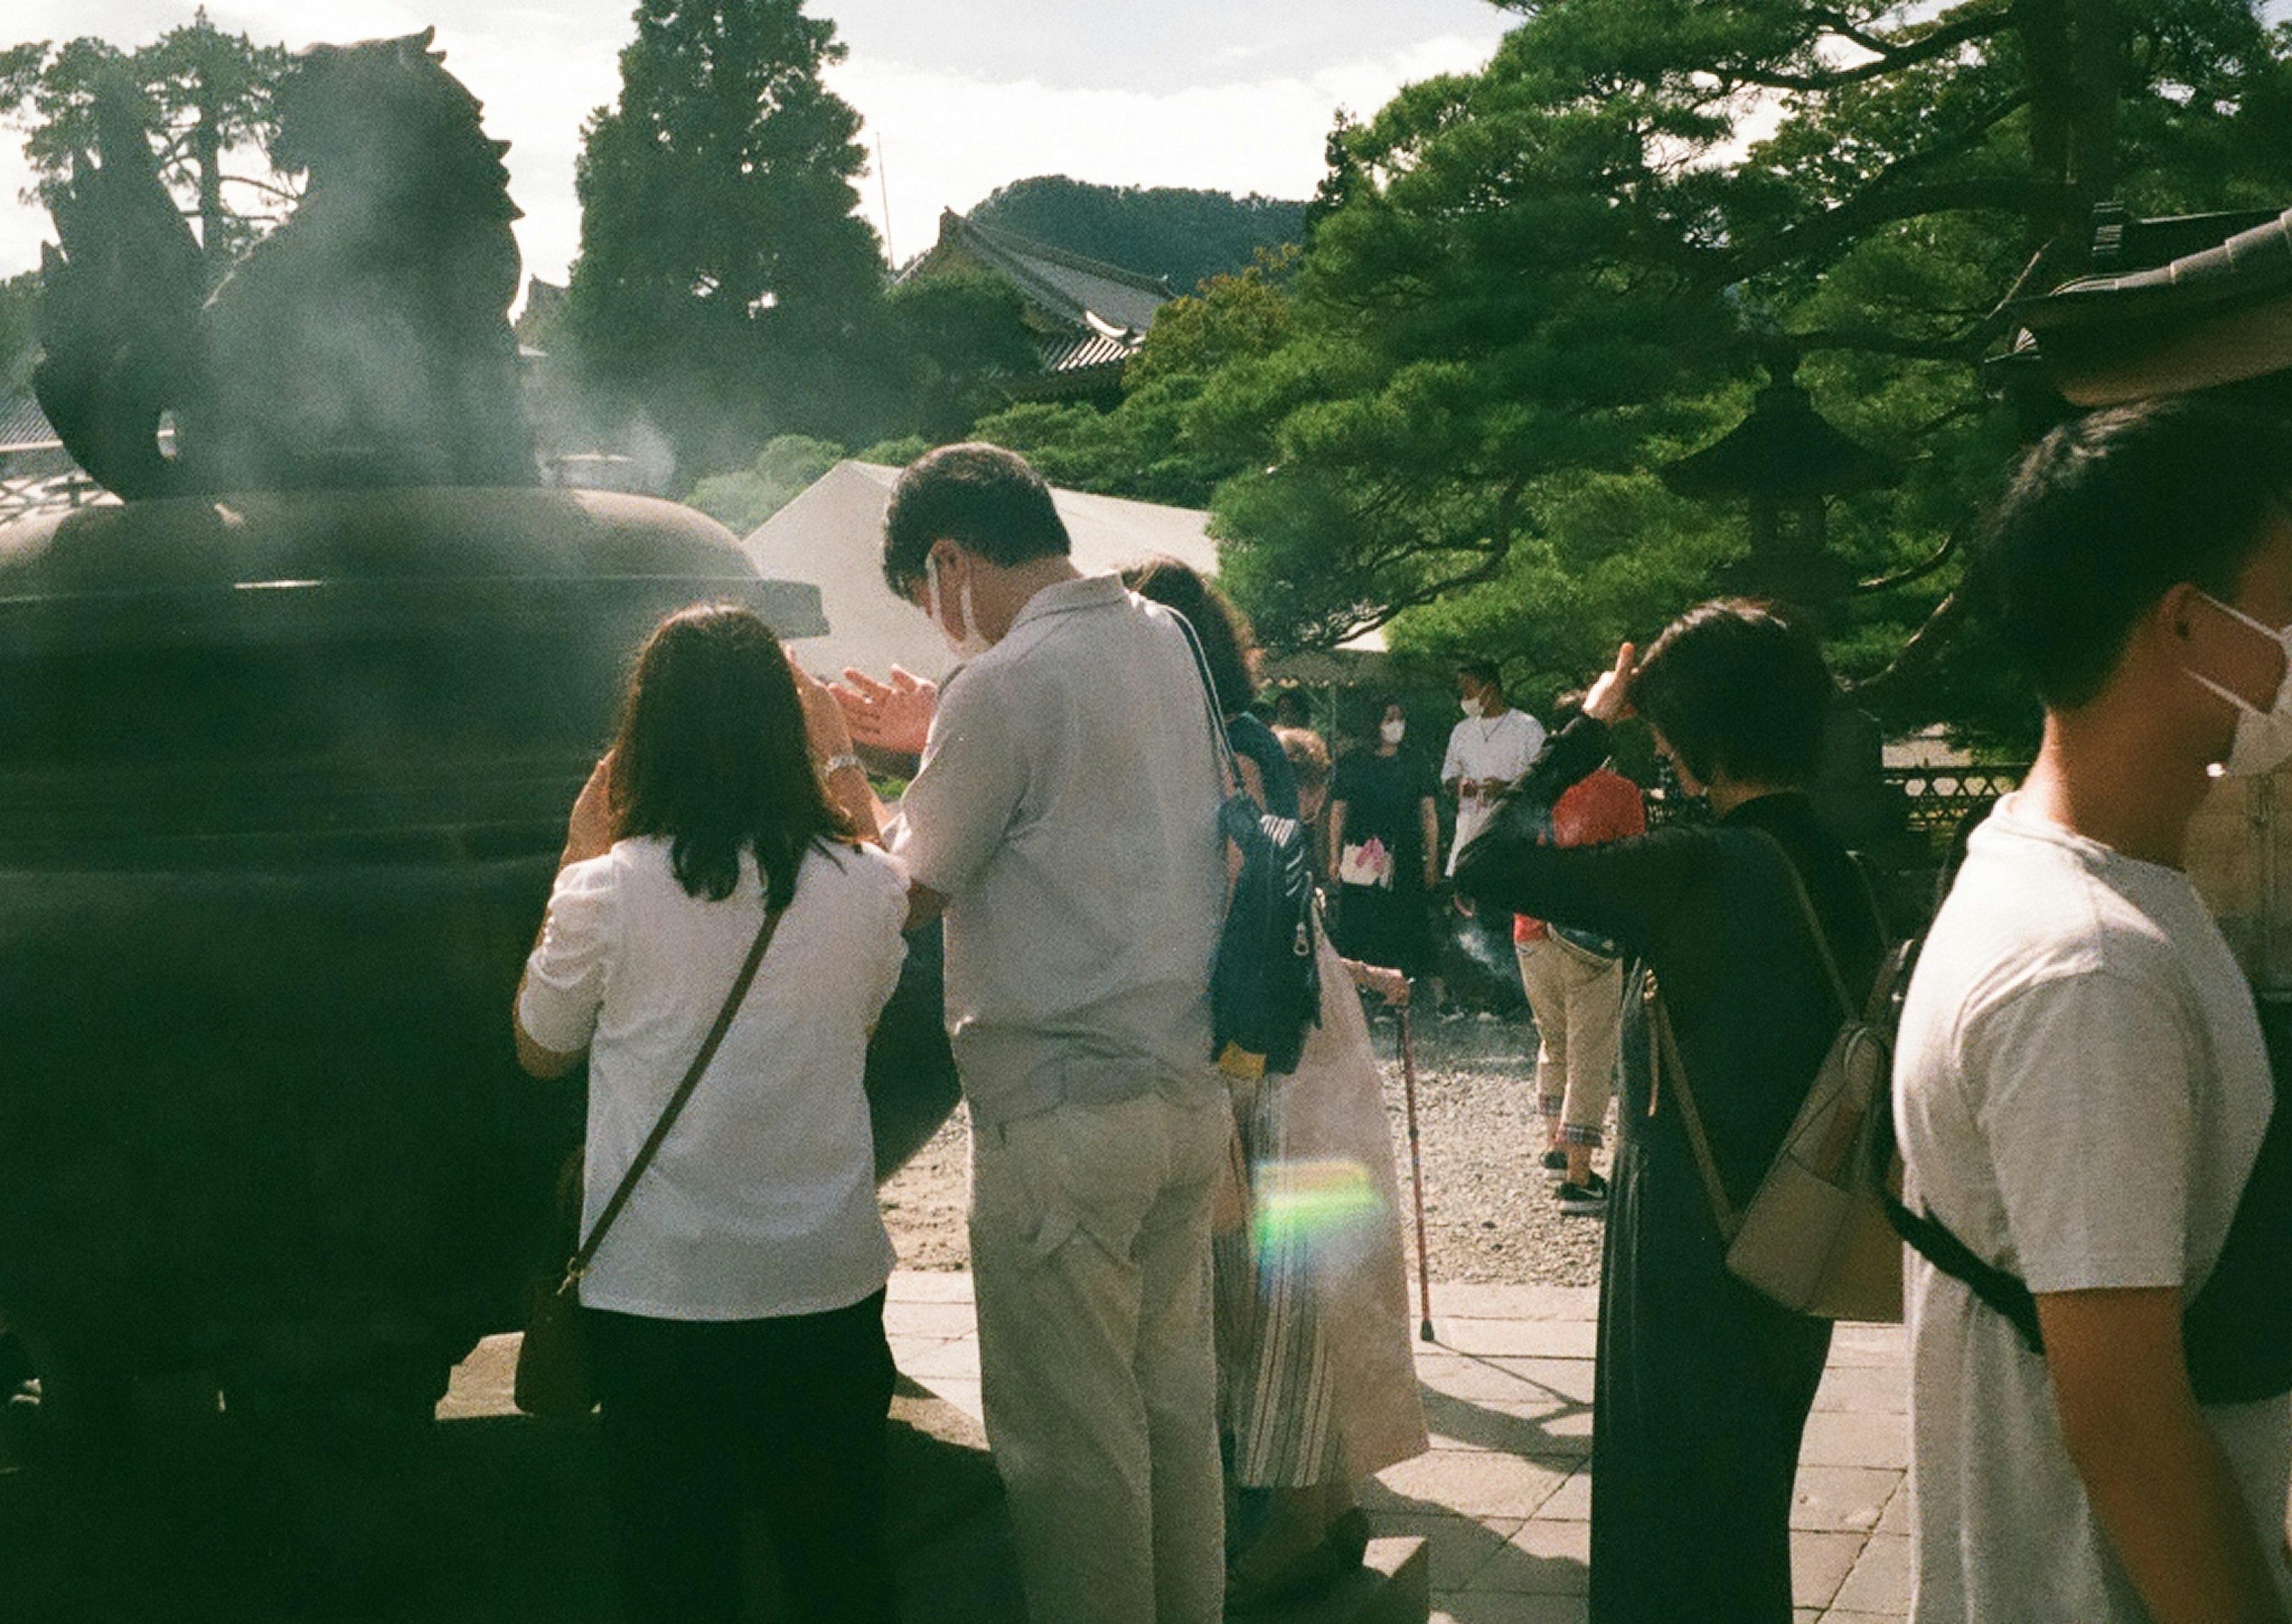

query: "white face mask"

left=925, top=551, right=993, bottom=661
left=1379, top=718, right=1406, bottom=746
left=1459, top=694, right=1484, bottom=720
left=2188, top=591, right=2292, bottom=777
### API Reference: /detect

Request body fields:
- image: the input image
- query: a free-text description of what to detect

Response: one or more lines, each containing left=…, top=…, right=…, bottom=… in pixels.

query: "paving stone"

left=1463, top=1518, right=1589, bottom=1595
left=1413, top=1354, right=1575, bottom=1406
left=1418, top=1284, right=1600, bottom=1321
left=1823, top=1324, right=1909, bottom=1368
left=1419, top=1391, right=1589, bottom=1460
left=1536, top=1468, right=1591, bottom=1522
left=1368, top=1449, right=1576, bottom=1518
left=1430, top=1592, right=1587, bottom=1624
left=892, top=1338, right=981, bottom=1381
left=1430, top=1318, right=1599, bottom=1360
left=1800, top=1411, right=1910, bottom=1471
left=1481, top=1358, right=1597, bottom=1404
left=1875, top=1481, right=1910, bottom=1536
left=1812, top=1363, right=1908, bottom=1415
left=1831, top=1533, right=1912, bottom=1616
left=1790, top=1466, right=1902, bottom=1533
left=437, top=1332, right=518, bottom=1421
left=1790, top=1530, right=1866, bottom=1611
left=886, top=1271, right=974, bottom=1304
left=881, top=1299, right=979, bottom=1338
left=1819, top=1612, right=1906, bottom=1623
left=1369, top=1513, right=1521, bottom=1592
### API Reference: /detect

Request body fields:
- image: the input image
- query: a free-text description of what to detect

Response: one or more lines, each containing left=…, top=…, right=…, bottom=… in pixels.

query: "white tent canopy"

left=743, top=460, right=1222, bottom=683
left=743, top=458, right=1387, bottom=686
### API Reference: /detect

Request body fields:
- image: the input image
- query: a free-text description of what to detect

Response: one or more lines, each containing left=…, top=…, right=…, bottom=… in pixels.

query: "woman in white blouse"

left=513, top=602, right=908, bottom=1624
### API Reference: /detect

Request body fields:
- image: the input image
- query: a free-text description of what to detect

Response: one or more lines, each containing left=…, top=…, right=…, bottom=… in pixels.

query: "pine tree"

left=566, top=0, right=886, bottom=471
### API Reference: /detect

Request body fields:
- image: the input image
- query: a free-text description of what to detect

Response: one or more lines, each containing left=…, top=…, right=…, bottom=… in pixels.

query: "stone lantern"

left=1661, top=349, right=1898, bottom=624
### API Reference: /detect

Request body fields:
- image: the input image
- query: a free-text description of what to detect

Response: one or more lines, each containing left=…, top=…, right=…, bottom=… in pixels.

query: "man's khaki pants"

left=969, top=1087, right=1230, bottom=1624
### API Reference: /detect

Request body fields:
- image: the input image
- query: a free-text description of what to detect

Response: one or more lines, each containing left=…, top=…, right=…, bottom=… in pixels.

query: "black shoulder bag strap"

left=553, top=899, right=785, bottom=1297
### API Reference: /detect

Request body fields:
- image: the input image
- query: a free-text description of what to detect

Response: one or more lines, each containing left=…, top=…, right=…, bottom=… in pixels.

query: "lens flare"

left=1251, top=1157, right=1385, bottom=1253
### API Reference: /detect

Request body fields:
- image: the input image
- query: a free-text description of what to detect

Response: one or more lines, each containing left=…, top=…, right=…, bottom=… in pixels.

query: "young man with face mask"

left=1895, top=399, right=2292, bottom=1624
left=834, top=444, right=1231, bottom=1624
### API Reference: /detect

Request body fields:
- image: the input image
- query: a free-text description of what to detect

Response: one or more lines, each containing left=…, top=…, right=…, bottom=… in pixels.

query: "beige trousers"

left=1516, top=935, right=1624, bottom=1147
left=969, top=1086, right=1230, bottom=1624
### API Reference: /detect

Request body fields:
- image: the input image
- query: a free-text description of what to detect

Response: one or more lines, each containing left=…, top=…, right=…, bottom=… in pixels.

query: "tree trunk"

left=193, top=90, right=226, bottom=289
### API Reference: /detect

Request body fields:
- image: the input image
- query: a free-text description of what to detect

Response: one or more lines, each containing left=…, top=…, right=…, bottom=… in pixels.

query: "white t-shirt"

left=1441, top=707, right=1545, bottom=874
left=1894, top=797, right=2290, bottom=1622
left=519, top=838, right=908, bottom=1320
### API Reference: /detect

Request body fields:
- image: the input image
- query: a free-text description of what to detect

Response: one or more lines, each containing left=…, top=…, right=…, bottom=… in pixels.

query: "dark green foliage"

left=565, top=0, right=889, bottom=474
left=969, top=174, right=1306, bottom=292
left=993, top=0, right=2292, bottom=750
left=0, top=12, right=295, bottom=283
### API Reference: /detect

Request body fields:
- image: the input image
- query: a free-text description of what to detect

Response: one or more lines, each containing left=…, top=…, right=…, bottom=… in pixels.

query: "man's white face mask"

left=1459, top=692, right=1485, bottom=720
left=2188, top=590, right=2292, bottom=778
left=1380, top=718, right=1406, bottom=746
left=925, top=550, right=993, bottom=661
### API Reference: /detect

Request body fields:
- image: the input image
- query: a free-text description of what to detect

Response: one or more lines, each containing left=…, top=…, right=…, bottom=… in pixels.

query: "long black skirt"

left=1588, top=1126, right=1832, bottom=1623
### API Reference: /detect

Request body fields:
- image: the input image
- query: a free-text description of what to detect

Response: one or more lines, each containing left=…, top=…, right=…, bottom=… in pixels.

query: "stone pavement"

left=885, top=1271, right=1912, bottom=1624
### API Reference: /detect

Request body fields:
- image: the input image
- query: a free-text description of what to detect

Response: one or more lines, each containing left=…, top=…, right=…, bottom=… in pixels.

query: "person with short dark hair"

left=513, top=603, right=910, bottom=1624
left=836, top=444, right=1234, bottom=1624
left=1896, top=399, right=2292, bottom=1623
left=1453, top=599, right=1886, bottom=1623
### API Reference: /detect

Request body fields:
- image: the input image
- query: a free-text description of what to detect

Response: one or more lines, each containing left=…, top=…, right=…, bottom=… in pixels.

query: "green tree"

left=685, top=432, right=843, bottom=532
left=1203, top=0, right=2292, bottom=741
left=0, top=11, right=294, bottom=283
left=566, top=0, right=888, bottom=473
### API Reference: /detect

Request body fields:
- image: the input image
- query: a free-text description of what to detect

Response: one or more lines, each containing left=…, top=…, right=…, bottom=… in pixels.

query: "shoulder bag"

left=513, top=899, right=785, bottom=1417
left=1655, top=831, right=1906, bottom=1322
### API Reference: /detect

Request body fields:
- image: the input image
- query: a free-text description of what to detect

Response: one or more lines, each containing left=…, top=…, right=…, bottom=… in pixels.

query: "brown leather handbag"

left=514, top=902, right=785, bottom=1417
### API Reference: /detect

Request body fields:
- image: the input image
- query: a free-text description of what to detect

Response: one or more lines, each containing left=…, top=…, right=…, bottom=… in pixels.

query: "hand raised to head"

left=828, top=664, right=938, bottom=758
left=1584, top=642, right=1638, bottom=726
left=784, top=651, right=855, bottom=762
left=562, top=750, right=618, bottom=865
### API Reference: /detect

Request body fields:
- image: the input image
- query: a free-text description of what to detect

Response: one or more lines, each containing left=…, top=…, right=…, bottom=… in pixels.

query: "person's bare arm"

left=2038, top=1286, right=2289, bottom=1624
left=789, top=653, right=890, bottom=842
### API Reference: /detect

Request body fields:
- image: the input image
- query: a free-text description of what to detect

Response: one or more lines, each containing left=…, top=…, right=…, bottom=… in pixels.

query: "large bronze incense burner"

left=0, top=29, right=950, bottom=1460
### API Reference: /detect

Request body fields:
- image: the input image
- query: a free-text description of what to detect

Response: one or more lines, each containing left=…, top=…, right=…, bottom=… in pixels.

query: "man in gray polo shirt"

left=838, top=443, right=1230, bottom=1624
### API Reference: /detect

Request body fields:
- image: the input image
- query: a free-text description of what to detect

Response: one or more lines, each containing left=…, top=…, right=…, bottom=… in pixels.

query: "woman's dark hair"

left=1122, top=556, right=1257, bottom=713
left=1975, top=399, right=2292, bottom=710
left=609, top=602, right=851, bottom=906
left=882, top=442, right=1071, bottom=597
left=1630, top=600, right=1834, bottom=790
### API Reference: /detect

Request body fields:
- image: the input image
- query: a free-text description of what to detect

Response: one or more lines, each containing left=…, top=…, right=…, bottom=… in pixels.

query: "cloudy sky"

left=0, top=0, right=1515, bottom=286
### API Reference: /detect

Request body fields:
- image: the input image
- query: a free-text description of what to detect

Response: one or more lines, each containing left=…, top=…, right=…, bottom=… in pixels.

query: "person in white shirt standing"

left=514, top=603, right=911, bottom=1624
left=1440, top=660, right=1544, bottom=1006
left=833, top=444, right=1231, bottom=1624
left=1894, top=399, right=2292, bottom=1624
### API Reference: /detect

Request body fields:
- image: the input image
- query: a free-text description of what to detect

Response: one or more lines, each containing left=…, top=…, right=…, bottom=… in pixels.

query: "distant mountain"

left=967, top=176, right=1306, bottom=295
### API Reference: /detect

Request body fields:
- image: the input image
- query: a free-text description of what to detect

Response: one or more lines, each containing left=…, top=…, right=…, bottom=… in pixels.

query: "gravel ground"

left=878, top=1005, right=1611, bottom=1287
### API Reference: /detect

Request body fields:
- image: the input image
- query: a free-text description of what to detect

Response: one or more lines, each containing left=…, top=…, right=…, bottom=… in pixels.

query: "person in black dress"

left=1327, top=699, right=1439, bottom=981
left=1453, top=601, right=1886, bottom=1624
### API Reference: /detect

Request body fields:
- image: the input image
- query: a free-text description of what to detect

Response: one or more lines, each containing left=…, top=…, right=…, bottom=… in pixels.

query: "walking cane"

left=1397, top=999, right=1435, bottom=1342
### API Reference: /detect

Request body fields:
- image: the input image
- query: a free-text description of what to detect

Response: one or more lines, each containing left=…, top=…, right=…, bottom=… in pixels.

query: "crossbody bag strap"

left=1650, top=987, right=1742, bottom=1243
left=1164, top=605, right=1243, bottom=798
left=1746, top=828, right=1863, bottom=1022
left=556, top=898, right=786, bottom=1295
